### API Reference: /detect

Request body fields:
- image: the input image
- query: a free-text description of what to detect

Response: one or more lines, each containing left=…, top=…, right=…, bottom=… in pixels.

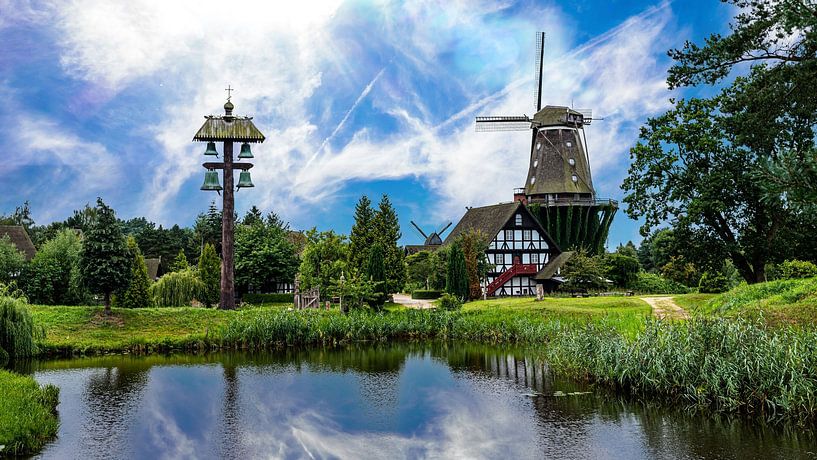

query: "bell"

left=236, top=171, right=254, bottom=189
left=238, top=142, right=253, bottom=159
left=200, top=170, right=223, bottom=191
left=203, top=142, right=219, bottom=156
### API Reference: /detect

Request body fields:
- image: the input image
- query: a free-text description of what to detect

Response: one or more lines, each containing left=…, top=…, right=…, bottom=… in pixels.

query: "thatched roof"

left=193, top=116, right=265, bottom=143
left=535, top=251, right=574, bottom=280
left=444, top=201, right=559, bottom=251
left=145, top=258, right=161, bottom=280
left=0, top=225, right=36, bottom=260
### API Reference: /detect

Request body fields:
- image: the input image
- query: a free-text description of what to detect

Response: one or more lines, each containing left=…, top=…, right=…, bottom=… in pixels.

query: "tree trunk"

left=104, top=292, right=111, bottom=315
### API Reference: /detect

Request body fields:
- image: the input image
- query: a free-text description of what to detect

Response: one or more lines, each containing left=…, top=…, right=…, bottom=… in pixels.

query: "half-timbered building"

left=444, top=201, right=570, bottom=297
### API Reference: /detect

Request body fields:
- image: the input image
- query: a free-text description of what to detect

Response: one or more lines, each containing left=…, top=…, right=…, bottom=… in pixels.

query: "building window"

left=515, top=214, right=522, bottom=226
left=571, top=174, right=578, bottom=183
left=568, top=158, right=575, bottom=166
left=495, top=253, right=504, bottom=265
left=523, top=230, right=532, bottom=240
left=531, top=253, right=539, bottom=264
left=505, top=229, right=514, bottom=240
left=566, top=141, right=573, bottom=148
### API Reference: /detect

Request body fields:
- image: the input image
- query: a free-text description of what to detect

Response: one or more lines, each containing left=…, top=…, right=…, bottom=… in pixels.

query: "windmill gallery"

left=408, top=33, right=618, bottom=298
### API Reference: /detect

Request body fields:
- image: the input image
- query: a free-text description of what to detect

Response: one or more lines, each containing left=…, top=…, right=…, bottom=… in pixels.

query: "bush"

left=0, top=296, right=39, bottom=358
left=630, top=272, right=690, bottom=294
left=23, top=229, right=87, bottom=305
left=115, top=237, right=152, bottom=308
left=605, top=253, right=641, bottom=288
left=198, top=243, right=221, bottom=308
left=149, top=269, right=204, bottom=307
left=698, top=271, right=730, bottom=293
left=412, top=290, right=443, bottom=300
left=774, top=260, right=817, bottom=280
left=0, top=236, right=25, bottom=284
left=242, top=293, right=295, bottom=304
left=438, top=293, right=462, bottom=311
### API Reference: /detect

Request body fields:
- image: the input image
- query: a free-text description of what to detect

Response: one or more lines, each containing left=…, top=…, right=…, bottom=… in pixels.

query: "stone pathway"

left=640, top=296, right=689, bottom=320
left=392, top=293, right=435, bottom=309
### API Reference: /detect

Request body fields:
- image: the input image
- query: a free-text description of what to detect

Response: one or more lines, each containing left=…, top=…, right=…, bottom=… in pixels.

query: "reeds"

left=0, top=370, right=59, bottom=456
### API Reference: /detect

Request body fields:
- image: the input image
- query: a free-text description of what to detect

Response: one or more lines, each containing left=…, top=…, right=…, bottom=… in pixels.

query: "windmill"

left=405, top=221, right=452, bottom=255
left=474, top=32, right=618, bottom=254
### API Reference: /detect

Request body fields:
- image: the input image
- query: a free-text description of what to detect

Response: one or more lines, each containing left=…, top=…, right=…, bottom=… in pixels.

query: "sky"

left=0, top=0, right=735, bottom=248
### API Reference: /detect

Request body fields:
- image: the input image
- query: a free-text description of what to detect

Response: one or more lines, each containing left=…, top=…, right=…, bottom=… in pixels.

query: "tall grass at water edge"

left=0, top=369, right=59, bottom=457
left=546, top=317, right=817, bottom=421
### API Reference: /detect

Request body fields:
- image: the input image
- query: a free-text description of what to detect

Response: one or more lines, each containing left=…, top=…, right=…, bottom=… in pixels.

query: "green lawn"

left=698, top=277, right=817, bottom=326
left=671, top=293, right=717, bottom=313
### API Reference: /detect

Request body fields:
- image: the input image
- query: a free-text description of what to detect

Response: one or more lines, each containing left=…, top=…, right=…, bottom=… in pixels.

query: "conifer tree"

left=446, top=243, right=468, bottom=301
left=198, top=242, right=221, bottom=308
left=80, top=198, right=131, bottom=314
left=117, top=236, right=152, bottom=308
left=373, top=194, right=405, bottom=293
left=348, top=195, right=375, bottom=274
left=170, top=249, right=189, bottom=272
left=366, top=243, right=388, bottom=309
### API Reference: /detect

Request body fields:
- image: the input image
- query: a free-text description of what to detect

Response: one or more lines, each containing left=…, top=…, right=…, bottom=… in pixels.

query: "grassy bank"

left=696, top=277, right=817, bottom=326
left=0, top=370, right=59, bottom=456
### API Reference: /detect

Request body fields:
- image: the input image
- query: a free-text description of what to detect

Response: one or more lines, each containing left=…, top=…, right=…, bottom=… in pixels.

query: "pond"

left=16, top=343, right=817, bottom=459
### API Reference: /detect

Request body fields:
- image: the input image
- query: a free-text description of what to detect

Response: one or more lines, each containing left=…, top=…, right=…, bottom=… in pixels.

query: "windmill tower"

left=475, top=32, right=617, bottom=254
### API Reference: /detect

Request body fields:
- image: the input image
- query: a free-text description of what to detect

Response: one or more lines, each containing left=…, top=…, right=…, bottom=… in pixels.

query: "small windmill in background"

left=405, top=221, right=452, bottom=255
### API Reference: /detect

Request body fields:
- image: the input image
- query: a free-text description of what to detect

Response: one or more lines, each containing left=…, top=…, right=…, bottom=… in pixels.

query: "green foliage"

left=604, top=253, right=640, bottom=288
left=24, top=229, right=87, bottom=305
left=561, top=250, right=607, bottom=291
left=698, top=271, right=730, bottom=294
left=298, top=229, right=348, bottom=297
left=438, top=293, right=462, bottom=311
left=0, top=295, right=38, bottom=358
left=372, top=195, right=405, bottom=294
left=704, top=277, right=817, bottom=325
left=630, top=272, right=690, bottom=295
left=348, top=195, right=375, bottom=274
left=115, top=237, right=153, bottom=309
left=0, top=236, right=25, bottom=284
left=330, top=270, right=375, bottom=312
left=80, top=199, right=131, bottom=311
left=198, top=243, right=221, bottom=308
left=445, top=243, right=468, bottom=301
left=365, top=243, right=388, bottom=309
left=773, top=260, right=817, bottom=281
left=193, top=201, right=223, bottom=257
left=242, top=293, right=294, bottom=304
left=235, top=212, right=299, bottom=294
left=149, top=269, right=204, bottom=307
left=0, top=369, right=59, bottom=456
left=460, top=230, right=488, bottom=300
left=411, top=290, right=442, bottom=300
left=170, top=249, right=189, bottom=272
left=134, top=222, right=198, bottom=273
left=405, top=250, right=445, bottom=291
left=659, top=255, right=700, bottom=287
left=546, top=317, right=817, bottom=421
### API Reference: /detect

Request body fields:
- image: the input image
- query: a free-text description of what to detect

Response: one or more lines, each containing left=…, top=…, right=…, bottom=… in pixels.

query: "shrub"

left=446, top=244, right=468, bottom=300
left=0, top=236, right=25, bottom=284
left=774, top=260, right=817, bottom=280
left=198, top=243, right=221, bottom=308
left=605, top=253, right=641, bottom=288
left=115, top=237, right=152, bottom=308
left=412, top=290, right=443, bottom=300
left=698, top=271, right=730, bottom=293
left=438, top=293, right=462, bottom=311
left=149, top=269, right=204, bottom=307
left=242, top=293, right=295, bottom=304
left=0, top=296, right=38, bottom=358
left=23, top=229, right=87, bottom=305
left=630, top=272, right=690, bottom=294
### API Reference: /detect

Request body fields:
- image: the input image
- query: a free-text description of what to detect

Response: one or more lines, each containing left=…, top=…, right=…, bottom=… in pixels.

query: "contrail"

left=303, top=67, right=386, bottom=170
left=437, top=0, right=674, bottom=131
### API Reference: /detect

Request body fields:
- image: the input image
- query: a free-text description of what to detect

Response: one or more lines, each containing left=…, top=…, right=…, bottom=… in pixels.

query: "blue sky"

left=0, top=0, right=734, bottom=247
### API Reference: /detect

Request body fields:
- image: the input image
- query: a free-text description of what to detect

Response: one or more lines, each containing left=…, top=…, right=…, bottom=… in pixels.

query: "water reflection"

left=19, top=344, right=817, bottom=459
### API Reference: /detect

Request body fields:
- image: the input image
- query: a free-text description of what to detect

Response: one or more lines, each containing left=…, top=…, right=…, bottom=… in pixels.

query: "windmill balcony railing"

left=526, top=195, right=618, bottom=207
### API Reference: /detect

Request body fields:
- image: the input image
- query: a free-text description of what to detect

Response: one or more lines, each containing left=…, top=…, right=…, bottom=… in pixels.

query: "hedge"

left=412, top=290, right=443, bottom=300
left=243, top=293, right=295, bottom=304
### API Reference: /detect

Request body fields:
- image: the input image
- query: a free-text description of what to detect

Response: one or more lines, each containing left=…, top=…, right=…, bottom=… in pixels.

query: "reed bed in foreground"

left=545, top=317, right=817, bottom=422
left=0, top=370, right=59, bottom=457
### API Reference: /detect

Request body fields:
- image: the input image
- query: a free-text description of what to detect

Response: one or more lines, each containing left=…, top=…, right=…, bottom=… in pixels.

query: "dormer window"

left=565, top=141, right=572, bottom=148
left=515, top=214, right=522, bottom=226
left=568, top=158, right=575, bottom=166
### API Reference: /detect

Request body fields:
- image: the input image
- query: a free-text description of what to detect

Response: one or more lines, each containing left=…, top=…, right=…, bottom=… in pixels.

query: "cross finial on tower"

left=225, top=85, right=233, bottom=102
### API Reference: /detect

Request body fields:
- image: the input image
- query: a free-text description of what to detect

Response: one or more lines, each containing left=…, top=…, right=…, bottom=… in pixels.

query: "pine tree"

left=170, top=249, right=189, bottom=272
left=80, top=198, right=131, bottom=314
left=198, top=243, right=221, bottom=308
left=446, top=243, right=468, bottom=301
left=348, top=195, right=375, bottom=274
left=373, top=194, right=405, bottom=294
left=366, top=243, right=388, bottom=309
left=117, top=236, right=152, bottom=308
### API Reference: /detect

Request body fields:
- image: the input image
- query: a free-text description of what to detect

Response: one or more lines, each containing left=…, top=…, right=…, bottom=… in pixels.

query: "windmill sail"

left=475, top=115, right=531, bottom=132
left=534, top=32, right=545, bottom=112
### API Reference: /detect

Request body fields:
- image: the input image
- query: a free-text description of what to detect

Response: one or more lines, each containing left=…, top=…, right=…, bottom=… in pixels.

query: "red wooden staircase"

left=486, top=261, right=538, bottom=296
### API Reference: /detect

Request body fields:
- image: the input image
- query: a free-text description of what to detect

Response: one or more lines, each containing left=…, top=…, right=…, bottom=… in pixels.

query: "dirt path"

left=640, top=296, right=689, bottom=320
left=392, top=293, right=435, bottom=309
